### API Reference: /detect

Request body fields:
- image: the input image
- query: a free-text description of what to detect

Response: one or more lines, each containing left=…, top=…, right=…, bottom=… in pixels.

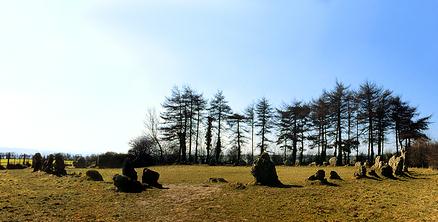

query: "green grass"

left=0, top=166, right=437, bottom=221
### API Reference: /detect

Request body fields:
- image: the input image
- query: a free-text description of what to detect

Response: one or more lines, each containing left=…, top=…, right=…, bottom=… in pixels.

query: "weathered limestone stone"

left=329, top=157, right=337, bottom=167
left=251, top=152, right=283, bottom=187
left=86, top=170, right=104, bottom=181
left=53, top=154, right=67, bottom=176
left=354, top=162, right=367, bottom=179
left=73, top=157, right=87, bottom=168
left=122, top=157, right=137, bottom=181
left=329, top=171, right=342, bottom=180
left=112, top=174, right=143, bottom=193
left=32, top=153, right=43, bottom=172
left=307, top=169, right=326, bottom=181
left=142, top=168, right=163, bottom=188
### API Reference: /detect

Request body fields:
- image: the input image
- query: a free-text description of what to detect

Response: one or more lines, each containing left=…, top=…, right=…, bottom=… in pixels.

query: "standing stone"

left=113, top=174, right=143, bottom=193
left=308, top=170, right=326, bottom=181
left=142, top=168, right=163, bottom=188
left=329, top=171, right=342, bottom=180
left=354, top=162, right=367, bottom=178
left=251, top=152, right=283, bottom=186
left=372, top=156, right=384, bottom=170
left=32, top=153, right=43, bottom=172
left=43, top=154, right=55, bottom=174
left=389, top=155, right=404, bottom=176
left=73, top=157, right=87, bottom=168
left=122, top=157, right=137, bottom=181
left=380, top=164, right=394, bottom=178
left=86, top=170, right=104, bottom=181
left=53, top=154, right=67, bottom=176
left=329, top=157, right=337, bottom=167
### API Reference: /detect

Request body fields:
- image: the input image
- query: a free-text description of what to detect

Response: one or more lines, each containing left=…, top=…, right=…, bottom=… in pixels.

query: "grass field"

left=0, top=159, right=74, bottom=166
left=0, top=166, right=437, bottom=221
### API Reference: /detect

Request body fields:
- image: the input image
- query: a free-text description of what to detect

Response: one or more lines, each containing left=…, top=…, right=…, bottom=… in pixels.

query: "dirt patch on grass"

left=1, top=167, right=437, bottom=221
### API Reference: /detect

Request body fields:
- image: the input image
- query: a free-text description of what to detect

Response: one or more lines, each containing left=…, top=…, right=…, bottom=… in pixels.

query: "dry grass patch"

left=0, top=166, right=437, bottom=221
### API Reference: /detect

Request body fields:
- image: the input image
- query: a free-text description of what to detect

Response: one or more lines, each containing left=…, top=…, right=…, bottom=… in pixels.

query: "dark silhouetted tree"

left=255, top=97, right=274, bottom=154
left=145, top=108, right=164, bottom=162
left=209, top=91, right=232, bottom=163
left=244, top=103, right=256, bottom=163
left=357, top=81, right=381, bottom=162
left=228, top=113, right=248, bottom=164
left=205, top=116, right=214, bottom=164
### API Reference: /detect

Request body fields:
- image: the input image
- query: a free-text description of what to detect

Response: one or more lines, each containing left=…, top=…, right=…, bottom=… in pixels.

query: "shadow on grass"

left=357, top=175, right=382, bottom=181
left=398, top=172, right=429, bottom=180
left=306, top=179, right=340, bottom=187
left=255, top=181, right=304, bottom=188
left=276, top=184, right=304, bottom=188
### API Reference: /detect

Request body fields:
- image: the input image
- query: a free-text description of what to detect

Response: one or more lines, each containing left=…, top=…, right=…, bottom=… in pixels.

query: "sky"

left=0, top=0, right=437, bottom=154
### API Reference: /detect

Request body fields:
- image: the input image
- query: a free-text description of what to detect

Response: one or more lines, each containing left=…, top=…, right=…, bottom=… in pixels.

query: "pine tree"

left=209, top=91, right=232, bottom=163
left=255, top=97, right=274, bottom=154
left=244, top=103, right=256, bottom=163
left=228, top=113, right=248, bottom=164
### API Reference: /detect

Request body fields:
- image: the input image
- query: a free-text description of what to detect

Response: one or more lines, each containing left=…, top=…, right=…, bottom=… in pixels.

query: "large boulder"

left=122, top=158, right=137, bottom=181
left=389, top=153, right=405, bottom=176
left=307, top=170, right=326, bottom=181
left=53, top=154, right=67, bottom=176
left=329, top=157, right=337, bottom=167
left=43, top=154, right=55, bottom=174
left=372, top=156, right=384, bottom=170
left=329, top=171, right=342, bottom=180
left=113, top=174, right=144, bottom=193
left=354, top=162, right=367, bottom=179
left=32, top=153, right=43, bottom=172
left=380, top=164, right=394, bottom=178
left=73, top=157, right=87, bottom=168
left=251, top=152, right=283, bottom=187
left=142, top=168, right=163, bottom=188
left=86, top=170, right=104, bottom=181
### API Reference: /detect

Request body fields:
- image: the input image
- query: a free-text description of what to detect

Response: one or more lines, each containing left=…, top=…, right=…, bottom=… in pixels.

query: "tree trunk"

left=216, top=111, right=222, bottom=163
left=194, top=111, right=201, bottom=163
left=237, top=120, right=241, bottom=163
left=251, top=121, right=254, bottom=163
left=336, top=106, right=343, bottom=166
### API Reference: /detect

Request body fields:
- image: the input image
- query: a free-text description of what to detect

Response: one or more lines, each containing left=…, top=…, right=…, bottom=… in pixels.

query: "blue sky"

left=0, top=0, right=437, bottom=154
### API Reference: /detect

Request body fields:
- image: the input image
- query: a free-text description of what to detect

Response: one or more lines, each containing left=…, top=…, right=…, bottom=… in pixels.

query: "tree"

left=357, top=81, right=381, bottom=162
left=145, top=108, right=164, bottom=162
left=326, top=81, right=349, bottom=165
left=389, top=96, right=431, bottom=152
left=193, top=92, right=207, bottom=163
left=255, top=97, right=274, bottom=154
left=227, top=113, right=248, bottom=164
left=374, top=89, right=393, bottom=156
left=160, top=86, right=188, bottom=162
left=276, top=104, right=293, bottom=162
left=244, top=103, right=256, bottom=163
left=205, top=116, right=214, bottom=163
left=297, top=103, right=311, bottom=165
left=209, top=91, right=232, bottom=163
left=128, top=135, right=157, bottom=166
left=309, top=96, right=331, bottom=165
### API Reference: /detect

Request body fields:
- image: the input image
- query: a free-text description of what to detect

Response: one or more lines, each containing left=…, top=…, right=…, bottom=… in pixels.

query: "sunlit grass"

left=0, top=166, right=437, bottom=221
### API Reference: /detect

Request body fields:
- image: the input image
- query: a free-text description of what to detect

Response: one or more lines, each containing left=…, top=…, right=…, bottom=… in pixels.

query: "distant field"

left=0, top=166, right=437, bottom=221
left=0, top=159, right=73, bottom=166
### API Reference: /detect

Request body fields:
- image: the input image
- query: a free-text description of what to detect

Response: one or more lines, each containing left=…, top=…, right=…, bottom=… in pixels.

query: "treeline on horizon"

left=128, top=80, right=432, bottom=167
